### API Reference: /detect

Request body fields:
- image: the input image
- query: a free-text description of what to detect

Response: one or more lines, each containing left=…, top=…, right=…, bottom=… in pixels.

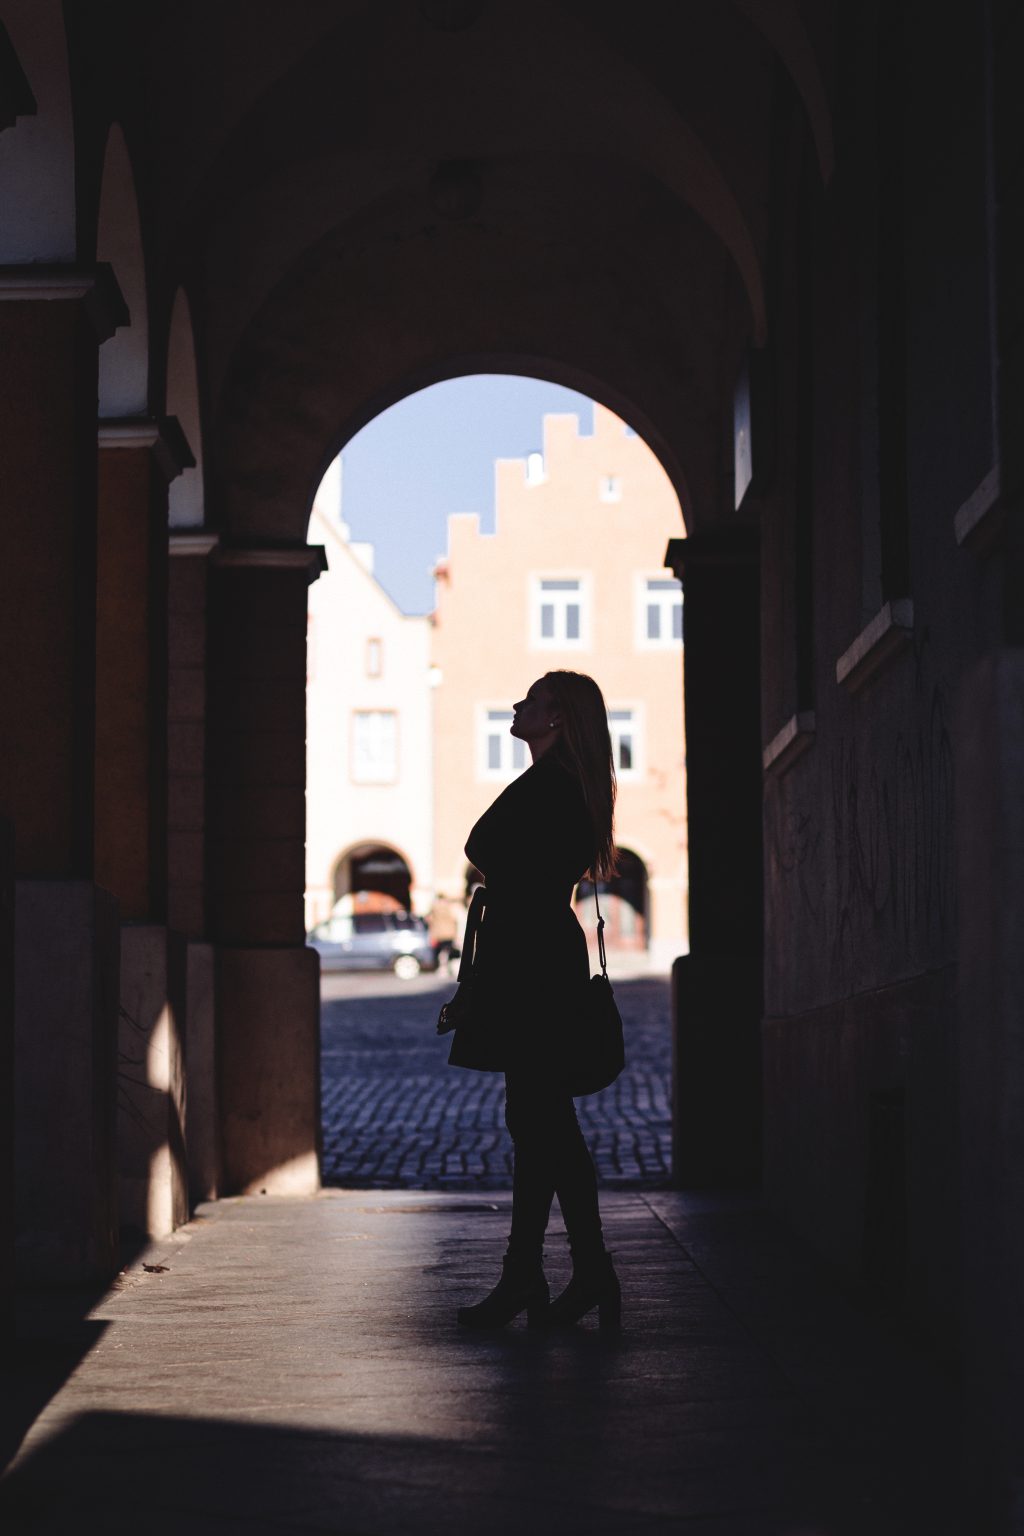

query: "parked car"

left=307, top=910, right=438, bottom=979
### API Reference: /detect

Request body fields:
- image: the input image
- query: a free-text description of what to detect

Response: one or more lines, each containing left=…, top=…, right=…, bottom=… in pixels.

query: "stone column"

left=0, top=271, right=122, bottom=874
left=0, top=270, right=124, bottom=1283
left=665, top=530, right=763, bottom=1185
left=168, top=532, right=220, bottom=1206
left=96, top=418, right=193, bottom=1240
left=96, top=418, right=190, bottom=917
left=207, top=546, right=325, bottom=1196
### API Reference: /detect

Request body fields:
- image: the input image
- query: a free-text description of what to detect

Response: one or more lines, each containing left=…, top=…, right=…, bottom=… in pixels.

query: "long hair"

left=543, top=670, right=617, bottom=881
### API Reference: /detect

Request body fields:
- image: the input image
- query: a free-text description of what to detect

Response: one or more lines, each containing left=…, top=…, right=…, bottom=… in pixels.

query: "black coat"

left=447, top=750, right=594, bottom=1076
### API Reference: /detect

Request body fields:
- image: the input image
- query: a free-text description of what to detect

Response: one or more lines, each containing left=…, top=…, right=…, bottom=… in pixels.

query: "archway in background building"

left=332, top=842, right=413, bottom=916
left=577, top=848, right=650, bottom=953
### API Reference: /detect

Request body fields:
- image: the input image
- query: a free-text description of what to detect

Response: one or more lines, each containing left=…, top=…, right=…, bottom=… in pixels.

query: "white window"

left=480, top=708, right=527, bottom=780
left=608, top=708, right=640, bottom=778
left=531, top=576, right=589, bottom=648
left=365, top=637, right=383, bottom=678
left=351, top=710, right=398, bottom=784
left=637, top=576, right=683, bottom=648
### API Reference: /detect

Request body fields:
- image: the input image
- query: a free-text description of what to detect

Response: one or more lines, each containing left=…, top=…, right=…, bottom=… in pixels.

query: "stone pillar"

left=180, top=933, right=218, bottom=1207
left=168, top=533, right=217, bottom=937
left=117, top=923, right=187, bottom=1238
left=0, top=270, right=125, bottom=1283
left=96, top=418, right=190, bottom=917
left=0, top=271, right=121, bottom=875
left=95, top=420, right=193, bottom=1240
left=168, top=533, right=222, bottom=1205
left=15, top=882, right=120, bottom=1281
left=208, top=546, right=325, bottom=1196
left=666, top=531, right=763, bottom=1185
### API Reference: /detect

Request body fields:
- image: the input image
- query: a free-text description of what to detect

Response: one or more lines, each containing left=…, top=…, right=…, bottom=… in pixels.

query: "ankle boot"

left=457, top=1256, right=549, bottom=1329
left=546, top=1252, right=621, bottom=1330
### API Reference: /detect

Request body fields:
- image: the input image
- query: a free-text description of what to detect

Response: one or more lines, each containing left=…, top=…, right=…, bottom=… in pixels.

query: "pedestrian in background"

left=427, top=893, right=459, bottom=974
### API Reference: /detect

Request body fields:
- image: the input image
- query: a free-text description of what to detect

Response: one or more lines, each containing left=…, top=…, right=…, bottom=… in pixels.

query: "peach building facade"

left=431, top=405, right=688, bottom=966
left=305, top=460, right=434, bottom=930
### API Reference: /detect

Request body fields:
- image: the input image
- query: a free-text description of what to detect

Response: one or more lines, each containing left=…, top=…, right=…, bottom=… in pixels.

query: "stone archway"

left=96, top=124, right=148, bottom=422
left=0, top=0, right=76, bottom=265
left=333, top=842, right=414, bottom=916
left=577, top=848, right=650, bottom=953
left=177, top=0, right=781, bottom=1225
left=166, top=289, right=205, bottom=531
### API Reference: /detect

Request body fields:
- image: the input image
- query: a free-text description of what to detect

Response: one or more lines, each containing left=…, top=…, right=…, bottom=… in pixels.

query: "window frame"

left=607, top=703, right=643, bottom=781
left=634, top=572, right=683, bottom=651
left=365, top=636, right=383, bottom=678
left=477, top=703, right=529, bottom=783
left=349, top=708, right=399, bottom=785
left=529, top=572, right=591, bottom=651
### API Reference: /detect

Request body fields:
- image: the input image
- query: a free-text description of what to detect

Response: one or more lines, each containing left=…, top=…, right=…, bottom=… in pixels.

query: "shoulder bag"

left=437, top=882, right=625, bottom=1097
left=436, top=885, right=487, bottom=1036
left=568, top=882, right=626, bottom=1096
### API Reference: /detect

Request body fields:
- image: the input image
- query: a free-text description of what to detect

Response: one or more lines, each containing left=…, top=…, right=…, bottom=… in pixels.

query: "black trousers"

left=504, top=1073, right=604, bottom=1266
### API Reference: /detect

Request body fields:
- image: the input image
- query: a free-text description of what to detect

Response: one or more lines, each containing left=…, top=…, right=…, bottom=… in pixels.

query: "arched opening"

left=577, top=849, right=651, bottom=953
left=0, top=0, right=75, bottom=262
left=96, top=124, right=148, bottom=418
left=333, top=843, right=413, bottom=915
left=309, top=372, right=686, bottom=1193
left=155, top=0, right=774, bottom=1220
left=166, top=289, right=204, bottom=527
left=302, top=358, right=695, bottom=547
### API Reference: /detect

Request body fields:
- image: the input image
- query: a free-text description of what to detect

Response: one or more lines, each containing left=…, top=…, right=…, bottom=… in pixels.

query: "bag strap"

left=456, top=885, right=487, bottom=983
left=593, top=879, right=609, bottom=980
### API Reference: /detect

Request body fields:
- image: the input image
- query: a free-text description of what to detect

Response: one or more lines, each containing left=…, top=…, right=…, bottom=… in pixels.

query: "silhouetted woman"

left=439, top=670, right=621, bottom=1329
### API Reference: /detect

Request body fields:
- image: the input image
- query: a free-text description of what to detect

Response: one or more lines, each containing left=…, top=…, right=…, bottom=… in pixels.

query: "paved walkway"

left=320, top=971, right=672, bottom=1187
left=1, top=1191, right=963, bottom=1534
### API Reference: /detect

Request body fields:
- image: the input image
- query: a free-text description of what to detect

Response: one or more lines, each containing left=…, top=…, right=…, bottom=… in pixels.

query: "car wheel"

left=393, top=954, right=422, bottom=980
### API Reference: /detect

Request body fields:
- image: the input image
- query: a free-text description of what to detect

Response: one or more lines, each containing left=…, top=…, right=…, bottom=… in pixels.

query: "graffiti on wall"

left=766, top=679, right=955, bottom=1009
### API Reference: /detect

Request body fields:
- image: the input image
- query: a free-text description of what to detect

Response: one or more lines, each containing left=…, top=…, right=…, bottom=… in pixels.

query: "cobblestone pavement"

left=320, top=966, right=672, bottom=1189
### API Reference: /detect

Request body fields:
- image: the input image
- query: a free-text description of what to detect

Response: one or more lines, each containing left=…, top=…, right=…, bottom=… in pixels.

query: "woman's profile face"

left=510, top=679, right=560, bottom=743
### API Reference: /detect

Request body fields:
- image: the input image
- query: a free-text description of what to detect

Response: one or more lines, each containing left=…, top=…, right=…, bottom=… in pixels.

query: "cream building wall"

left=431, top=404, right=688, bottom=966
left=305, top=459, right=434, bottom=929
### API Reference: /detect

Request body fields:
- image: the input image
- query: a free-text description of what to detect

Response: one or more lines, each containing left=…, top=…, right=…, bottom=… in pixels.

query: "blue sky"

left=329, top=375, right=595, bottom=615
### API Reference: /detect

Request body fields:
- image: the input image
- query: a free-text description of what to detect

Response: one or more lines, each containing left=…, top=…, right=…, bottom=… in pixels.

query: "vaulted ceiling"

left=72, top=0, right=835, bottom=539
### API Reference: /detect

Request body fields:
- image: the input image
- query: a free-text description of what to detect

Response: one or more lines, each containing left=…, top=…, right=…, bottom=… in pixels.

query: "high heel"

left=546, top=1252, right=621, bottom=1330
left=457, top=1257, right=550, bottom=1329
